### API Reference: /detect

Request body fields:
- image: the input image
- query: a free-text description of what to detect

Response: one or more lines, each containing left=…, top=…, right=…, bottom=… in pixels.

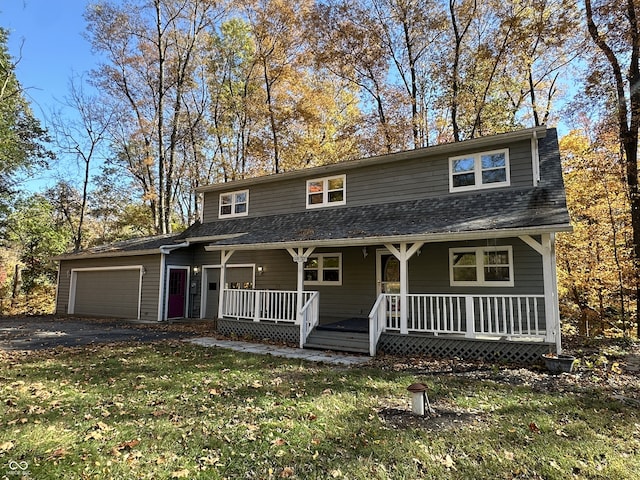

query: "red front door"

left=168, top=269, right=187, bottom=318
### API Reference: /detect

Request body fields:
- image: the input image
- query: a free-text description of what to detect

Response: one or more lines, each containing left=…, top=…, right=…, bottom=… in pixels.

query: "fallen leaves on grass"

left=433, top=453, right=456, bottom=471
left=111, top=439, right=140, bottom=456
left=0, top=441, right=15, bottom=452
left=171, top=469, right=190, bottom=478
left=47, top=447, right=69, bottom=459
left=280, top=466, right=294, bottom=477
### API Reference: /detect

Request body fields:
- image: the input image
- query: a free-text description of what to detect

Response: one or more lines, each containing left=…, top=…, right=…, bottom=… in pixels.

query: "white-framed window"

left=449, top=149, right=510, bottom=192
left=304, top=253, right=342, bottom=285
left=449, top=246, right=514, bottom=287
left=219, top=190, right=249, bottom=218
left=306, top=174, right=346, bottom=208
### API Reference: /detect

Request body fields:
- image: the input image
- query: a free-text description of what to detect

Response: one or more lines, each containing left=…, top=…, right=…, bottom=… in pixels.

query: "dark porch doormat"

left=316, top=317, right=369, bottom=333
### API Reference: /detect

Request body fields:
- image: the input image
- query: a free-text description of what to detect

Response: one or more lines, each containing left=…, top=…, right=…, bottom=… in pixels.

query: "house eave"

left=53, top=241, right=190, bottom=261
left=53, top=249, right=164, bottom=261
left=203, top=223, right=573, bottom=251
left=197, top=127, right=549, bottom=194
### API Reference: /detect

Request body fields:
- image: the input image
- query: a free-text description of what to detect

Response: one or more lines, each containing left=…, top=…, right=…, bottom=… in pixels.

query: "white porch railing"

left=375, top=293, right=546, bottom=340
left=368, top=294, right=387, bottom=356
left=299, top=291, right=320, bottom=348
left=222, top=289, right=314, bottom=324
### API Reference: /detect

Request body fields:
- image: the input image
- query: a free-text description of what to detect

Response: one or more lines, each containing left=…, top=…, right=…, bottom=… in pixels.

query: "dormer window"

left=449, top=149, right=510, bottom=192
left=219, top=190, right=248, bottom=218
left=306, top=175, right=346, bottom=209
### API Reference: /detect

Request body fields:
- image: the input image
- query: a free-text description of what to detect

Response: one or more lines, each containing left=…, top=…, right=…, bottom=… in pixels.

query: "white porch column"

left=384, top=242, right=424, bottom=334
left=286, top=247, right=316, bottom=324
left=217, top=249, right=235, bottom=320
left=519, top=234, right=562, bottom=352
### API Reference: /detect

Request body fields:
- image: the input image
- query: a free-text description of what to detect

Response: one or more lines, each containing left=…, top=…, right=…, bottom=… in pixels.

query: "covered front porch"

left=209, top=235, right=559, bottom=363
left=218, top=287, right=554, bottom=359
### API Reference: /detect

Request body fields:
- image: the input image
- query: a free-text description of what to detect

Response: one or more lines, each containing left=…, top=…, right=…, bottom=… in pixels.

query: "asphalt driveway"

left=0, top=316, right=213, bottom=351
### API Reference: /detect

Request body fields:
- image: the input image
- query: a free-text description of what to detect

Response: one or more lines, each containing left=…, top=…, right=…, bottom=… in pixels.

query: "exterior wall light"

left=257, top=265, right=264, bottom=275
left=193, top=266, right=200, bottom=275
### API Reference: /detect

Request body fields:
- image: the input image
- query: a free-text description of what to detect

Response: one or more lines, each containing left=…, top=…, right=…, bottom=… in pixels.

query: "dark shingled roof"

left=53, top=233, right=182, bottom=260
left=179, top=128, right=570, bottom=249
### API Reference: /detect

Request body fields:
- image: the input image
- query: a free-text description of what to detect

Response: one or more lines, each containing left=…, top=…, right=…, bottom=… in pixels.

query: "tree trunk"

left=263, top=58, right=280, bottom=174
left=11, top=264, right=20, bottom=307
left=585, top=0, right=640, bottom=337
left=154, top=0, right=168, bottom=234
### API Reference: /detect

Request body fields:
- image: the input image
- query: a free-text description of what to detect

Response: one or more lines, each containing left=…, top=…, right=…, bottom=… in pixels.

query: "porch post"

left=384, top=242, right=424, bottom=335
left=286, top=247, right=316, bottom=325
left=545, top=233, right=562, bottom=352
left=217, top=249, right=235, bottom=320
left=519, top=234, right=561, bottom=351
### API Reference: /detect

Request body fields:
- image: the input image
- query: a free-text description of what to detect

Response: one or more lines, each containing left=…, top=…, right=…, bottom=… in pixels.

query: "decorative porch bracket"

left=518, top=234, right=561, bottom=352
left=217, top=249, right=235, bottom=320
left=384, top=242, right=424, bottom=334
left=286, top=247, right=316, bottom=325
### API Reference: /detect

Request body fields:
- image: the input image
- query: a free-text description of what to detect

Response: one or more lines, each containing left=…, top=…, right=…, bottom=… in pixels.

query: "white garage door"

left=72, top=269, right=141, bottom=318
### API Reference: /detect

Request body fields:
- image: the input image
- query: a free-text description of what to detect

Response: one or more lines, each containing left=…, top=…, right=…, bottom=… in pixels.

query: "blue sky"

left=1, top=0, right=100, bottom=190
left=1, top=0, right=97, bottom=117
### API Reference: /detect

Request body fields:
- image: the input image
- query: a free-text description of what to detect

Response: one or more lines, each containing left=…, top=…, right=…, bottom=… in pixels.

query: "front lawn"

left=1, top=341, right=638, bottom=479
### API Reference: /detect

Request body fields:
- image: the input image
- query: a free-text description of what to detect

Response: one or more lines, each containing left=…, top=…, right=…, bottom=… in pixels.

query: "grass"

left=0, top=341, right=639, bottom=479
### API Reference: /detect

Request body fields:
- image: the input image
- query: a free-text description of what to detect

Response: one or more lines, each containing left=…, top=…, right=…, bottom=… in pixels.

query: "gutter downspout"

left=157, top=242, right=190, bottom=322
left=532, top=129, right=541, bottom=186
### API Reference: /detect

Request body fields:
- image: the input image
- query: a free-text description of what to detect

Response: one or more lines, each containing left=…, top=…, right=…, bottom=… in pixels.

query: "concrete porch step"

left=304, top=328, right=370, bottom=354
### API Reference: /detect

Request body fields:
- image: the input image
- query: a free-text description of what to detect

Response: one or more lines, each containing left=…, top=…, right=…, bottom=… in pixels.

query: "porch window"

left=304, top=253, right=342, bottom=285
left=219, top=190, right=249, bottom=218
left=449, top=149, right=510, bottom=192
left=306, top=175, right=346, bottom=208
left=449, top=246, right=513, bottom=286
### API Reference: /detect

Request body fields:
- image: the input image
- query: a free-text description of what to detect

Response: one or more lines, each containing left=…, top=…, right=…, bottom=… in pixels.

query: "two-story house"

left=54, top=127, right=571, bottom=362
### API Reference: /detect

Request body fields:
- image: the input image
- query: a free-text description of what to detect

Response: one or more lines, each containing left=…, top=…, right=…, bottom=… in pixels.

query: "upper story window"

left=306, top=175, right=346, bottom=209
left=219, top=190, right=249, bottom=218
left=449, top=149, right=510, bottom=192
left=449, top=246, right=514, bottom=287
left=304, top=253, right=342, bottom=285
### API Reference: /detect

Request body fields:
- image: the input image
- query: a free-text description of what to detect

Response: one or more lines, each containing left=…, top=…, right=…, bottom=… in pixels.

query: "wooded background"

left=1, top=0, right=637, bottom=338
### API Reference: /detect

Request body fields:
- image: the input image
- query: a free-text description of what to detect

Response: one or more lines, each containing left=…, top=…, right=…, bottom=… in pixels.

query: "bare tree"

left=50, top=76, right=113, bottom=251
left=86, top=0, right=224, bottom=233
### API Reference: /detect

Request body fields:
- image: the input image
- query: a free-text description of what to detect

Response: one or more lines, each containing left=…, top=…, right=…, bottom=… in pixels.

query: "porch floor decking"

left=316, top=317, right=369, bottom=334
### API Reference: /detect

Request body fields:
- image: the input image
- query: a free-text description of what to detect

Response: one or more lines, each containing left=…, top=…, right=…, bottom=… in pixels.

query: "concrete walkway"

left=186, top=337, right=371, bottom=366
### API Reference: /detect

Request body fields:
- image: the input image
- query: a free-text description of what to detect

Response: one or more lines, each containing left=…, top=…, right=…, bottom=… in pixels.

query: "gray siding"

left=202, top=138, right=534, bottom=223
left=60, top=236, right=542, bottom=323
left=409, top=238, right=543, bottom=295
left=57, top=255, right=161, bottom=321
left=188, top=247, right=297, bottom=318
left=311, top=247, right=376, bottom=319
left=192, top=238, right=544, bottom=322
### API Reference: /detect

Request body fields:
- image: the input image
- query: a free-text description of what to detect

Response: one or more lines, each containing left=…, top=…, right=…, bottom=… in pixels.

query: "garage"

left=70, top=267, right=142, bottom=319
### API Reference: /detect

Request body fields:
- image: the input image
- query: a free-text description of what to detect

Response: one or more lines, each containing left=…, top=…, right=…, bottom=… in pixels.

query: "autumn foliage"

left=557, top=126, right=635, bottom=336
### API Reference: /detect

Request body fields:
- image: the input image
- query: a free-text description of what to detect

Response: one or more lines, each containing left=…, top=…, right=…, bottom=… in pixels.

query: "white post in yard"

left=217, top=249, right=235, bottom=320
